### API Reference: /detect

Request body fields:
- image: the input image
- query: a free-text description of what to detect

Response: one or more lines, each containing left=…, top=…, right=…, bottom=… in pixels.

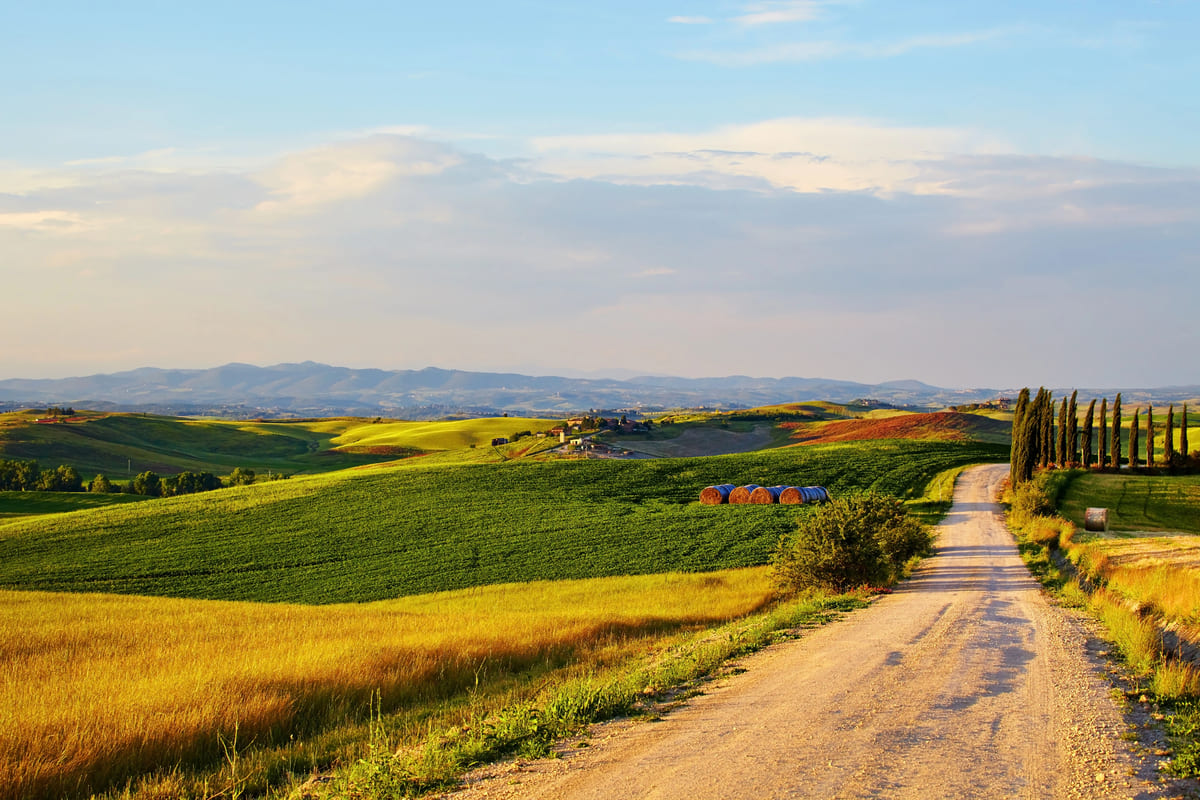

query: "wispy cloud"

left=678, top=28, right=1014, bottom=65
left=667, top=15, right=713, bottom=25
left=530, top=117, right=1009, bottom=194
left=733, top=1, right=827, bottom=27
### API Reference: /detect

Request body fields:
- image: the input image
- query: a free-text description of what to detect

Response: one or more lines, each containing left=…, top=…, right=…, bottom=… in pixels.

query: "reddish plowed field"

left=789, top=412, right=987, bottom=445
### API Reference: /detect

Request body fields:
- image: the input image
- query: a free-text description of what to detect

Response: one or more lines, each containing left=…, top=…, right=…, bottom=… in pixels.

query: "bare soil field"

left=787, top=411, right=1010, bottom=446
left=437, top=464, right=1196, bottom=799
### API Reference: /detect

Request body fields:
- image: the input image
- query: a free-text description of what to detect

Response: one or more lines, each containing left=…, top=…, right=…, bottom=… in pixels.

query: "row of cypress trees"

left=1010, top=387, right=1192, bottom=486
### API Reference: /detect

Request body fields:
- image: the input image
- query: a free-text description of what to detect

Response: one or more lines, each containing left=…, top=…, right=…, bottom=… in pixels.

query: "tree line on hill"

left=1009, top=388, right=1195, bottom=486
left=0, top=459, right=275, bottom=497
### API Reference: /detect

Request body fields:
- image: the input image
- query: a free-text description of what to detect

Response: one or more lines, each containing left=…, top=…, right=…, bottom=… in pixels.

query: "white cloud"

left=0, top=210, right=101, bottom=233
left=252, top=136, right=463, bottom=215
left=2, top=129, right=1197, bottom=386
left=530, top=118, right=1009, bottom=193
left=668, top=15, right=713, bottom=24
left=733, top=1, right=826, bottom=27
left=678, top=28, right=1013, bottom=65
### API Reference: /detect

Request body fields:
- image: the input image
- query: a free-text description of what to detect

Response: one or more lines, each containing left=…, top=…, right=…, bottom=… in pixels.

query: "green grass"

left=0, top=440, right=1006, bottom=604
left=328, top=417, right=558, bottom=452
left=0, top=412, right=563, bottom=480
left=0, top=491, right=150, bottom=521
left=1059, top=473, right=1200, bottom=534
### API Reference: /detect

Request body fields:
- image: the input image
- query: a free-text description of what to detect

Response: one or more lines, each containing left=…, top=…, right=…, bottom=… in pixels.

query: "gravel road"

left=440, top=464, right=1194, bottom=799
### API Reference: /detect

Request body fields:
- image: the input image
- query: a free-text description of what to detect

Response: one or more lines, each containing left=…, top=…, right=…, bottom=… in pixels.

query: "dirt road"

left=441, top=464, right=1193, bottom=799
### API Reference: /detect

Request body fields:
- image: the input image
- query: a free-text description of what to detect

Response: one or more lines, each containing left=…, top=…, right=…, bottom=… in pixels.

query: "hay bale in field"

left=779, top=486, right=831, bottom=504
left=699, top=484, right=736, bottom=505
left=779, top=486, right=803, bottom=504
left=749, top=485, right=782, bottom=504
left=1084, top=507, right=1109, bottom=532
left=728, top=484, right=760, bottom=504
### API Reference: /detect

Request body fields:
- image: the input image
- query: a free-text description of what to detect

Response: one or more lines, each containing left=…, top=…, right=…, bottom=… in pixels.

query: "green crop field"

left=327, top=416, right=558, bottom=452
left=0, top=440, right=1006, bottom=604
left=1059, top=472, right=1200, bottom=534
left=0, top=412, right=563, bottom=480
left=0, top=491, right=150, bottom=521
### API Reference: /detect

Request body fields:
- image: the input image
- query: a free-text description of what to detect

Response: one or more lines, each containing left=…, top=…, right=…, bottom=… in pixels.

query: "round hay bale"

left=1084, top=507, right=1109, bottom=533
left=728, top=484, right=760, bottom=504
left=800, top=486, right=830, bottom=503
left=699, top=484, right=735, bottom=505
left=779, top=486, right=804, bottom=504
left=749, top=486, right=782, bottom=504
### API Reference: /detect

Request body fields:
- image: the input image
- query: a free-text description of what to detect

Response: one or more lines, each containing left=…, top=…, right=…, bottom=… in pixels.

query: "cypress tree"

left=1068, top=390, right=1079, bottom=465
left=1057, top=397, right=1068, bottom=468
left=1041, top=393, right=1051, bottom=472
left=1183, top=404, right=1190, bottom=461
left=1111, top=393, right=1122, bottom=469
left=1145, top=405, right=1152, bottom=466
left=1010, top=388, right=1030, bottom=485
left=1166, top=405, right=1176, bottom=466
left=1020, top=389, right=1043, bottom=484
left=1129, top=409, right=1140, bottom=470
left=1099, top=397, right=1108, bottom=468
left=1081, top=399, right=1095, bottom=468
left=1036, top=389, right=1051, bottom=470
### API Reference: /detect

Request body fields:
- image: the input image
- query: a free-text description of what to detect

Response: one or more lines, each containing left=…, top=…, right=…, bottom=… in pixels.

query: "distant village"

left=490, top=414, right=651, bottom=455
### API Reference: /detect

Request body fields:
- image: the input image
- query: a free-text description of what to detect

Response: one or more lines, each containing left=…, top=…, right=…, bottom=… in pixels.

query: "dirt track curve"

left=440, top=464, right=1193, bottom=799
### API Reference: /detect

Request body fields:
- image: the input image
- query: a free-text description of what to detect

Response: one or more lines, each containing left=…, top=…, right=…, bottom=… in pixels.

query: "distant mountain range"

left=0, top=362, right=1196, bottom=420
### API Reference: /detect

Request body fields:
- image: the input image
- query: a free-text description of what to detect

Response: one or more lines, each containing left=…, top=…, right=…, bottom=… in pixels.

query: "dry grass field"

left=0, top=569, right=775, bottom=800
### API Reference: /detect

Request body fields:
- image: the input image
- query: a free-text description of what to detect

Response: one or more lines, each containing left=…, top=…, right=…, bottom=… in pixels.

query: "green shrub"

left=1009, top=476, right=1055, bottom=524
left=772, top=493, right=932, bottom=593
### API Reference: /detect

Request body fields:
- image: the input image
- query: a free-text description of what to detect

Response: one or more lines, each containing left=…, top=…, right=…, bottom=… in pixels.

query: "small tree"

left=228, top=467, right=256, bottom=487
left=131, top=471, right=162, bottom=497
left=89, top=474, right=113, bottom=493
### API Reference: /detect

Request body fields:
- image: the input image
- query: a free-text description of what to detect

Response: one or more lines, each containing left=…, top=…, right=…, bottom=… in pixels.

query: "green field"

left=0, top=440, right=1006, bottom=604
left=0, top=412, right=562, bottom=479
left=1059, top=472, right=1200, bottom=534
left=0, top=491, right=150, bottom=521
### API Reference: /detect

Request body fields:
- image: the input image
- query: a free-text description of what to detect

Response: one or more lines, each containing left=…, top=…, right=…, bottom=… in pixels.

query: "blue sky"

left=3, top=1, right=1198, bottom=388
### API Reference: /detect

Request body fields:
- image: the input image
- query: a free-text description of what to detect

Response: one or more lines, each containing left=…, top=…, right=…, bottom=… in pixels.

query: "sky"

left=3, top=1, right=1198, bottom=389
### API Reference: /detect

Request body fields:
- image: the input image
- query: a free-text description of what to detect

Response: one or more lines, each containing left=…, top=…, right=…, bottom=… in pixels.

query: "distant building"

left=491, top=437, right=509, bottom=446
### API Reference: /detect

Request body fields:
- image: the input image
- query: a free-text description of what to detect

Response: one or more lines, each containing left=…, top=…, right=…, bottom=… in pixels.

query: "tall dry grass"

left=1, top=569, right=774, bottom=800
left=1062, top=537, right=1200, bottom=695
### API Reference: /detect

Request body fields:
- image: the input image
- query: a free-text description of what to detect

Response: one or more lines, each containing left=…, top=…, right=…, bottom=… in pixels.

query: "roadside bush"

left=1009, top=475, right=1055, bottom=525
left=772, top=493, right=932, bottom=593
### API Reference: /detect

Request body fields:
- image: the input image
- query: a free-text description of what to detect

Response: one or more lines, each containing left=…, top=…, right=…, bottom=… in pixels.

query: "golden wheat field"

left=0, top=568, right=774, bottom=800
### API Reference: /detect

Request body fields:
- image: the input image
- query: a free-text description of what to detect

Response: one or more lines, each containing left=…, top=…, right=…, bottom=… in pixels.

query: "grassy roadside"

left=308, top=591, right=869, bottom=800
left=15, top=578, right=870, bottom=800
left=1004, top=470, right=1200, bottom=777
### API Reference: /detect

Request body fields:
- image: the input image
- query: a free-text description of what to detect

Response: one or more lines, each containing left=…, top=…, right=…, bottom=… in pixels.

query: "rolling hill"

left=0, top=439, right=1008, bottom=603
